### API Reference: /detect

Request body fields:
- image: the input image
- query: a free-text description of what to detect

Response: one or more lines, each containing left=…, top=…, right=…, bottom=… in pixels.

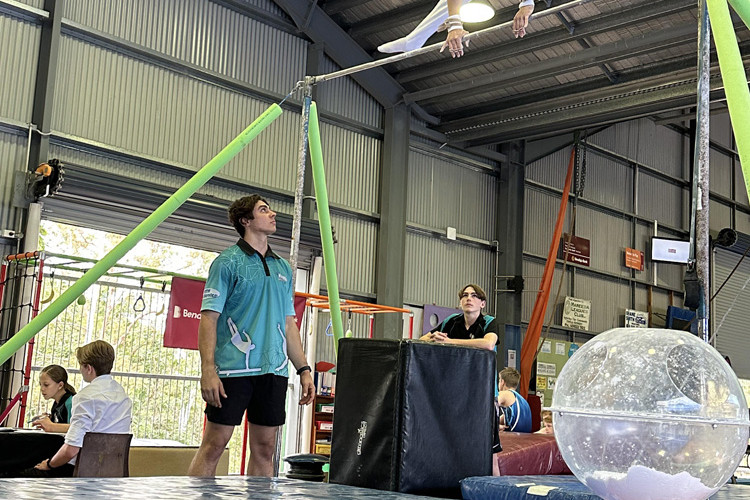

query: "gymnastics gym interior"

left=2, top=0, right=750, bottom=498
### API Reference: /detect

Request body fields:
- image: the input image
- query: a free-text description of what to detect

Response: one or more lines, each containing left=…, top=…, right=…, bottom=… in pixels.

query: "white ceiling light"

left=460, top=1, right=495, bottom=23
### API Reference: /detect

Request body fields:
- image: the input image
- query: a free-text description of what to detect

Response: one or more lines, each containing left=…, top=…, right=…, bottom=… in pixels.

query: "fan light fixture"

left=460, top=1, right=495, bottom=23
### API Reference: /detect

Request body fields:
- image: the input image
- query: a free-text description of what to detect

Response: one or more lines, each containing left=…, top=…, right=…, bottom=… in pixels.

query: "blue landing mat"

left=0, top=475, right=441, bottom=499
left=461, top=475, right=750, bottom=500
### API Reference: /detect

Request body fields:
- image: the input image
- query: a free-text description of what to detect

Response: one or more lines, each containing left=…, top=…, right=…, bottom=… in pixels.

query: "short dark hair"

left=76, top=340, right=115, bottom=376
left=458, top=284, right=487, bottom=302
left=500, top=367, right=521, bottom=389
left=228, top=195, right=267, bottom=236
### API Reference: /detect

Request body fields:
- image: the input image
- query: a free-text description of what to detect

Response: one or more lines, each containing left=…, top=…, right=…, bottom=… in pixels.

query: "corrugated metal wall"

left=404, top=232, right=495, bottom=309
left=404, top=145, right=498, bottom=312
left=62, top=0, right=304, bottom=94
left=0, top=14, right=39, bottom=123
left=319, top=214, right=378, bottom=297
left=523, top=113, right=746, bottom=336
left=316, top=55, right=382, bottom=129
left=0, top=132, right=27, bottom=257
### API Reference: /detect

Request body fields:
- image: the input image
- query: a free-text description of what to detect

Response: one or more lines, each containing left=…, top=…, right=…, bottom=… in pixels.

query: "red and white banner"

left=163, top=277, right=205, bottom=350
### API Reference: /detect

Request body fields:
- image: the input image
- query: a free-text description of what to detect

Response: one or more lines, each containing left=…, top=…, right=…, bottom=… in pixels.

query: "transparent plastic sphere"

left=551, top=328, right=749, bottom=500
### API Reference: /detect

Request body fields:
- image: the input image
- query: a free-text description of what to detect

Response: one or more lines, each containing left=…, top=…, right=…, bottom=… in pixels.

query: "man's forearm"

left=197, top=313, right=219, bottom=372
left=445, top=333, right=497, bottom=350
left=286, top=317, right=309, bottom=371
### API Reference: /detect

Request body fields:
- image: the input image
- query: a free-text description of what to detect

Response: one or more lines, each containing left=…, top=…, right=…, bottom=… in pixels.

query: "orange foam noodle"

left=296, top=291, right=411, bottom=315
left=6, top=251, right=40, bottom=262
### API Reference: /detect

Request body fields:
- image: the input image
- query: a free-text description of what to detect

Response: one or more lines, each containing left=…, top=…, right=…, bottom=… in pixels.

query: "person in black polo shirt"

left=421, top=283, right=500, bottom=351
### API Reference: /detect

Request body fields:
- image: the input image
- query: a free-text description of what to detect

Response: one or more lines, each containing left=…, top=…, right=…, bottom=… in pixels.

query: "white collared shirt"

left=64, top=374, right=132, bottom=449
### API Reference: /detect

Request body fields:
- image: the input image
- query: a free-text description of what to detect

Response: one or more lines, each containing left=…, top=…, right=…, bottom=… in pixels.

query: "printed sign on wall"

left=561, top=233, right=590, bottom=267
left=625, top=247, right=644, bottom=271
left=561, top=296, right=591, bottom=331
left=625, top=309, right=649, bottom=328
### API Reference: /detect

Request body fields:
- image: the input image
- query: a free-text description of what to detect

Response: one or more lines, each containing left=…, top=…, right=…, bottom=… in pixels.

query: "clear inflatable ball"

left=551, top=328, right=749, bottom=500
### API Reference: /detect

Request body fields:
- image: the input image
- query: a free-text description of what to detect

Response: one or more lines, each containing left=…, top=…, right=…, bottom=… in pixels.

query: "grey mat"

left=0, top=475, right=441, bottom=499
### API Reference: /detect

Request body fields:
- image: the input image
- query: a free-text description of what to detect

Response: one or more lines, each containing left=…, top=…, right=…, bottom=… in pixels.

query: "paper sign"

left=555, top=342, right=565, bottom=355
left=537, top=362, right=557, bottom=377
left=536, top=376, right=547, bottom=390
left=541, top=340, right=552, bottom=353
left=507, top=349, right=517, bottom=369
left=562, top=296, right=591, bottom=330
left=625, top=309, right=649, bottom=328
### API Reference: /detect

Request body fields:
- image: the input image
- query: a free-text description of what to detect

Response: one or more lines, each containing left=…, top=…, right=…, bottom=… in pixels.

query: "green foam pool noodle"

left=0, top=104, right=282, bottom=366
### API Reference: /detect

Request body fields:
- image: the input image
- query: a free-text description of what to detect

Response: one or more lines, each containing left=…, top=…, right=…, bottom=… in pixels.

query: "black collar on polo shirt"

left=466, top=312, right=486, bottom=331
left=236, top=238, right=280, bottom=259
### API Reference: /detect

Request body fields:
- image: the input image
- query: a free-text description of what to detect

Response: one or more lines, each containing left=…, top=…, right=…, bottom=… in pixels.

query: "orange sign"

left=625, top=248, right=644, bottom=271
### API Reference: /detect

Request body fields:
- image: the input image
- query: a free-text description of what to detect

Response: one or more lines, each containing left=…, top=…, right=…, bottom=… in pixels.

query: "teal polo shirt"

left=201, top=239, right=295, bottom=378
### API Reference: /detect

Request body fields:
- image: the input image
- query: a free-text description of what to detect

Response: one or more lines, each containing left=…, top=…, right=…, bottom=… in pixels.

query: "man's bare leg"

left=188, top=421, right=234, bottom=476
left=247, top=422, right=280, bottom=477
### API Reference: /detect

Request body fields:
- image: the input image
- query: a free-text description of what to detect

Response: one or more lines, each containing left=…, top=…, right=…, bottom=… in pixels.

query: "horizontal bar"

left=297, top=291, right=412, bottom=314
left=310, top=0, right=593, bottom=85
left=6, top=251, right=42, bottom=262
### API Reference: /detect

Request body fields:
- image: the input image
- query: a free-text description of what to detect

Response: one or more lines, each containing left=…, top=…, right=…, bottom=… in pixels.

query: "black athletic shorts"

left=205, top=374, right=288, bottom=427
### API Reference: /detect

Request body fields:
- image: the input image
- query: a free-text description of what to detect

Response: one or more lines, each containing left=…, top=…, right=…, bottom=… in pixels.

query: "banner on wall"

left=164, top=277, right=206, bottom=350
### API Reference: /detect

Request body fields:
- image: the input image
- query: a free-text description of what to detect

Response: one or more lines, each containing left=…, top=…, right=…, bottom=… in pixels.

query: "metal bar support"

left=309, top=0, right=592, bottom=85
left=693, top=0, right=711, bottom=342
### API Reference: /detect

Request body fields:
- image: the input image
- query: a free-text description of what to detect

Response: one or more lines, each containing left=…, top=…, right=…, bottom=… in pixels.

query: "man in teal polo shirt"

left=188, top=195, right=315, bottom=477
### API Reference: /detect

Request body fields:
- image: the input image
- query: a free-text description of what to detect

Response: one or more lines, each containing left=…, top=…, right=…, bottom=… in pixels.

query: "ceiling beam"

left=458, top=87, right=729, bottom=145
left=437, top=59, right=693, bottom=125
left=322, top=0, right=377, bottom=16
left=435, top=32, right=750, bottom=125
left=347, top=0, right=436, bottom=40
left=403, top=23, right=697, bottom=105
left=271, top=0, right=405, bottom=108
left=394, top=0, right=694, bottom=85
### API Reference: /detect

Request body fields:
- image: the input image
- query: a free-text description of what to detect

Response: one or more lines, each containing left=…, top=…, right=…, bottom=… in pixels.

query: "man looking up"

left=188, top=195, right=314, bottom=477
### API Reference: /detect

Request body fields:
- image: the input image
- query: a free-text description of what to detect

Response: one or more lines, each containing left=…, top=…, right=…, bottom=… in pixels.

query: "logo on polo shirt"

left=277, top=273, right=287, bottom=282
left=203, top=288, right=221, bottom=299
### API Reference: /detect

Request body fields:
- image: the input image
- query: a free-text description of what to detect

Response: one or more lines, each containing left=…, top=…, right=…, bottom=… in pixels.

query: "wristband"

left=296, top=365, right=312, bottom=375
left=46, top=458, right=56, bottom=469
left=448, top=24, right=464, bottom=32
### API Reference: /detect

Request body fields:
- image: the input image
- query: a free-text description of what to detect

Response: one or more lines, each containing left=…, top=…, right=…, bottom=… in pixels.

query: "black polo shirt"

left=432, top=313, right=500, bottom=344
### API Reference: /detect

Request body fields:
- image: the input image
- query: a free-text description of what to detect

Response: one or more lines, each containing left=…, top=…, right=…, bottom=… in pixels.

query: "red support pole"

left=368, top=315, right=374, bottom=339
left=0, top=392, right=22, bottom=426
left=18, top=257, right=44, bottom=426
left=0, top=263, right=6, bottom=317
left=408, top=314, right=414, bottom=339
left=240, top=412, right=249, bottom=474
